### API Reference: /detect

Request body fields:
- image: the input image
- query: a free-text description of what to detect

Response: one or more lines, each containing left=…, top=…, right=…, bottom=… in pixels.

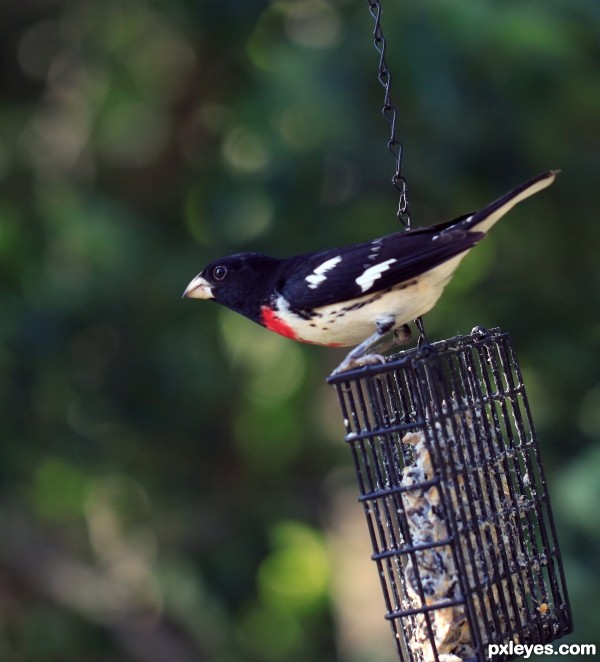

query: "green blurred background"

left=1, top=0, right=598, bottom=660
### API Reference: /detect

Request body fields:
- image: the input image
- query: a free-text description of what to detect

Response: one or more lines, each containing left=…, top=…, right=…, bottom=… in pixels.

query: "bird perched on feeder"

left=184, top=170, right=557, bottom=373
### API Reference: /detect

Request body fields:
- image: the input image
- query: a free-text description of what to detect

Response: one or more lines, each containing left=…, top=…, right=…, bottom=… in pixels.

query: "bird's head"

left=183, top=253, right=281, bottom=318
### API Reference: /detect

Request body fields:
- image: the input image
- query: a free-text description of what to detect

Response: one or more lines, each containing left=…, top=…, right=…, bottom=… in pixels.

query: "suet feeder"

left=327, top=327, right=572, bottom=661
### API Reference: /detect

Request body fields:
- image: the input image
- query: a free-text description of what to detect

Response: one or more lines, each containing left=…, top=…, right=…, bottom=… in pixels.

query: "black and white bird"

left=184, top=171, right=557, bottom=373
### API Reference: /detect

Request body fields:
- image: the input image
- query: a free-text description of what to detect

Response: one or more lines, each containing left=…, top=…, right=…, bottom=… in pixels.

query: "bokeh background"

left=1, top=0, right=599, bottom=660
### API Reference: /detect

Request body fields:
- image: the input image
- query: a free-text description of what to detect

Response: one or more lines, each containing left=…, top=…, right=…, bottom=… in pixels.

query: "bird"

left=183, top=170, right=558, bottom=373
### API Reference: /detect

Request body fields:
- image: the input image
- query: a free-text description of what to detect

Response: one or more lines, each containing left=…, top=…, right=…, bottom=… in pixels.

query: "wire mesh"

left=327, top=327, right=572, bottom=662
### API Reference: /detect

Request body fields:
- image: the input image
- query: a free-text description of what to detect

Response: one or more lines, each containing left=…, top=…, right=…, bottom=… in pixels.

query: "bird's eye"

left=212, top=265, right=228, bottom=281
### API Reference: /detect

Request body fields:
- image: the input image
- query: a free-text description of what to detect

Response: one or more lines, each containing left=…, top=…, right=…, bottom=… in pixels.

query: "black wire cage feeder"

left=325, top=3, right=573, bottom=660
left=327, top=327, right=572, bottom=662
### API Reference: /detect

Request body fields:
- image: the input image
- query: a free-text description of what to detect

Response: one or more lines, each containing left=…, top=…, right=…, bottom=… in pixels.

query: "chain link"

left=367, top=0, right=411, bottom=229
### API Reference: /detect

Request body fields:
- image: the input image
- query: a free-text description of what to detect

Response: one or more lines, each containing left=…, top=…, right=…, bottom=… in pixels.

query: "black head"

left=183, top=253, right=281, bottom=320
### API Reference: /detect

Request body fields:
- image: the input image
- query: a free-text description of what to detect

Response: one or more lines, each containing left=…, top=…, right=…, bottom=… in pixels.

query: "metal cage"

left=327, top=327, right=572, bottom=662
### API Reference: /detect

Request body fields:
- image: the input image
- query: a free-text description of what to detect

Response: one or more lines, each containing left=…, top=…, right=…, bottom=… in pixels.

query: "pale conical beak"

left=182, top=275, right=214, bottom=299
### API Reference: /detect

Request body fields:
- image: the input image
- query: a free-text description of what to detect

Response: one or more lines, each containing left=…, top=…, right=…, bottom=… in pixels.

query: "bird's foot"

left=370, top=323, right=411, bottom=355
left=331, top=352, right=386, bottom=375
left=331, top=322, right=411, bottom=375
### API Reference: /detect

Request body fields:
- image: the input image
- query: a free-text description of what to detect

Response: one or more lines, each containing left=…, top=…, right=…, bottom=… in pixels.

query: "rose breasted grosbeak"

left=184, top=170, right=557, bottom=373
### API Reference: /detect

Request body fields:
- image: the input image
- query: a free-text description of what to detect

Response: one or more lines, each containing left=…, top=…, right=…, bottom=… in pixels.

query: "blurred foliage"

left=0, top=0, right=598, bottom=660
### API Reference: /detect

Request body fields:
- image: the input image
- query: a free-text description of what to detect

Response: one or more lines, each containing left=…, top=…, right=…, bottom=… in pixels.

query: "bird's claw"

left=331, top=322, right=412, bottom=375
left=331, top=353, right=386, bottom=375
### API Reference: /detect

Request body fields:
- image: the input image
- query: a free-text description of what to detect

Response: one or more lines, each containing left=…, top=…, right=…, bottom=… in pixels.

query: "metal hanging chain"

left=367, top=0, right=411, bottom=230
left=367, top=0, right=430, bottom=345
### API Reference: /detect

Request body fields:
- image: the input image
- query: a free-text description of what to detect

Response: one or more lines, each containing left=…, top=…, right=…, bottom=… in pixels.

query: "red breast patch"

left=261, top=306, right=298, bottom=340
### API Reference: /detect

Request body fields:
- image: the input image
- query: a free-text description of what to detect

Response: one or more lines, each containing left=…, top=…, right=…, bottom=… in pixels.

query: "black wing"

left=279, top=224, right=483, bottom=309
left=279, top=170, right=559, bottom=309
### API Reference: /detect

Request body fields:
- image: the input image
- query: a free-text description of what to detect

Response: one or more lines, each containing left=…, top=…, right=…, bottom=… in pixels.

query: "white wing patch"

left=367, top=237, right=383, bottom=260
left=305, top=255, right=342, bottom=289
left=355, top=258, right=397, bottom=292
